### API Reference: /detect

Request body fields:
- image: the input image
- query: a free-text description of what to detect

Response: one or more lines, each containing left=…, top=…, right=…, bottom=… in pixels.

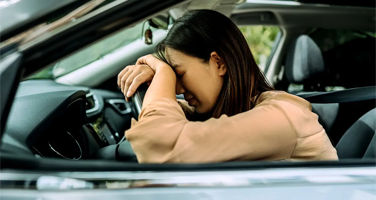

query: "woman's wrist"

left=155, top=64, right=175, bottom=77
left=143, top=62, right=176, bottom=108
left=138, top=54, right=170, bottom=73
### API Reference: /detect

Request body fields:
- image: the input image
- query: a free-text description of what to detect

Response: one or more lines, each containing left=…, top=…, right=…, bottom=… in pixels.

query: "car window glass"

left=289, top=29, right=375, bottom=92
left=309, top=29, right=375, bottom=52
left=28, top=21, right=153, bottom=79
left=238, top=26, right=280, bottom=72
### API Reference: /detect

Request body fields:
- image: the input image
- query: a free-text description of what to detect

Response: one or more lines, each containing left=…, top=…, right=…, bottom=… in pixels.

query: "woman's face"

left=165, top=47, right=227, bottom=114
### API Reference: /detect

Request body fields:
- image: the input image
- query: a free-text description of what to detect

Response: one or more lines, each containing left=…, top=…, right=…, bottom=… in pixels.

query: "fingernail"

left=126, top=91, right=131, bottom=97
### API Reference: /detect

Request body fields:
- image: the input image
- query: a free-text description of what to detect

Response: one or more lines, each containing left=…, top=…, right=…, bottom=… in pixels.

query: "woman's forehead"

left=165, top=48, right=185, bottom=67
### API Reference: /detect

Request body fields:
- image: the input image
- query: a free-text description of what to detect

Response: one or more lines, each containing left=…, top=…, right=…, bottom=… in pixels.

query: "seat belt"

left=297, top=86, right=376, bottom=103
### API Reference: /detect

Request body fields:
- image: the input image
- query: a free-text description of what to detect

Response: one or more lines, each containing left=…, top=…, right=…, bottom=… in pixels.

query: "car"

left=0, top=0, right=375, bottom=199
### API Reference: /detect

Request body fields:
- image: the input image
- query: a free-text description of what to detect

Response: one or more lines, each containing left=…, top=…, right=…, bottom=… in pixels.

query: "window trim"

left=264, top=29, right=282, bottom=74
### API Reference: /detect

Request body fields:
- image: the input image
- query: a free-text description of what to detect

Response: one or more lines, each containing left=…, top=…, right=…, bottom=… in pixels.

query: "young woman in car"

left=117, top=9, right=338, bottom=163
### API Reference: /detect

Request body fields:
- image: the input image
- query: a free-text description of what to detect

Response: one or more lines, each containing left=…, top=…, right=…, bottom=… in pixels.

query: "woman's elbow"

left=134, top=149, right=178, bottom=163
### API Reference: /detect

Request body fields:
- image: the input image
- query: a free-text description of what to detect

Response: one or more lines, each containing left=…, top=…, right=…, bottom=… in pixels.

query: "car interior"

left=0, top=0, right=375, bottom=171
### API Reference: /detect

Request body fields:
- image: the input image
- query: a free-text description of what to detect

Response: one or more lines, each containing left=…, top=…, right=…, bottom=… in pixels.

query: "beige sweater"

left=125, top=91, right=338, bottom=163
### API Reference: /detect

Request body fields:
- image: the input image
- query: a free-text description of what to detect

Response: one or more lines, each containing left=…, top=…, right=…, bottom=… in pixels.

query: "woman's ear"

left=210, top=52, right=226, bottom=76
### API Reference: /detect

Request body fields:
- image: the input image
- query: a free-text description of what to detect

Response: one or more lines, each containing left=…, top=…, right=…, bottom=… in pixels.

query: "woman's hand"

left=117, top=64, right=154, bottom=100
left=136, top=54, right=169, bottom=72
left=118, top=54, right=176, bottom=107
left=118, top=54, right=171, bottom=100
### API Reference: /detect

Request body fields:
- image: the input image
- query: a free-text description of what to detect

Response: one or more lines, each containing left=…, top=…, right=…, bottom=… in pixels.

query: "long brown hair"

left=156, top=9, right=274, bottom=118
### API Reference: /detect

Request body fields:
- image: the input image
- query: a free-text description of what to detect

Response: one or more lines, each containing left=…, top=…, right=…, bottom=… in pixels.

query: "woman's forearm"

left=143, top=66, right=177, bottom=108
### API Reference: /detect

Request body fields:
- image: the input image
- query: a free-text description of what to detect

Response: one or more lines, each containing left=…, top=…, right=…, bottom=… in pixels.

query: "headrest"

left=285, top=35, right=325, bottom=84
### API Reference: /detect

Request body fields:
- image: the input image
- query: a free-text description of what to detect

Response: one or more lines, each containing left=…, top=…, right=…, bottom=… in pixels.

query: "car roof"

left=249, top=0, right=375, bottom=7
left=233, top=1, right=375, bottom=32
left=0, top=0, right=82, bottom=42
left=296, top=0, right=375, bottom=8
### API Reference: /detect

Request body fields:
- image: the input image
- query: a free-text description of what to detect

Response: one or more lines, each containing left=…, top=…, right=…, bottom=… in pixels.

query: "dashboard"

left=2, top=80, right=133, bottom=160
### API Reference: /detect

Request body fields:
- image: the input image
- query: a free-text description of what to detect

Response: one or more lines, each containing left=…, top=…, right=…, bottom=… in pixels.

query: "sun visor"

left=186, top=0, right=245, bottom=17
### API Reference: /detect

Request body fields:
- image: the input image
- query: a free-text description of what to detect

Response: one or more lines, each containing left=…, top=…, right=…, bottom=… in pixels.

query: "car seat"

left=335, top=108, right=375, bottom=159
left=284, top=35, right=376, bottom=154
left=285, top=35, right=326, bottom=93
left=284, top=35, right=342, bottom=142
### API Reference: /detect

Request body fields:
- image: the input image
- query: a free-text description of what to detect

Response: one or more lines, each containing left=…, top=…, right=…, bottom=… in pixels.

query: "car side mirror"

left=149, top=14, right=170, bottom=30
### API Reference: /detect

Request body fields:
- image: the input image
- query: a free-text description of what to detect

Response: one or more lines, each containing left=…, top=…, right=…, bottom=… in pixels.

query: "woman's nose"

left=176, top=79, right=185, bottom=95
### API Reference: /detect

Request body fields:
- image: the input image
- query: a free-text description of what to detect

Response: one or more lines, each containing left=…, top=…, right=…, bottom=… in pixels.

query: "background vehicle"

left=0, top=0, right=375, bottom=199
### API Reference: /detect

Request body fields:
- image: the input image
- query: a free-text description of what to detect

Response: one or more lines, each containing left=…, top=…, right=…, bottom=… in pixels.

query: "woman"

left=117, top=10, right=338, bottom=163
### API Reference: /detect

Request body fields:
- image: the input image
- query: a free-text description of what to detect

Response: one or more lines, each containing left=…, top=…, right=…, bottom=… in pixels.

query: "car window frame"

left=264, top=30, right=282, bottom=74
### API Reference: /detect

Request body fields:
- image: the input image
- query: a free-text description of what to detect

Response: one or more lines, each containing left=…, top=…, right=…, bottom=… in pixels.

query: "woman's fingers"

left=117, top=67, right=129, bottom=87
left=136, top=54, right=167, bottom=72
left=135, top=55, right=147, bottom=65
left=117, top=64, right=155, bottom=99
left=122, top=69, right=141, bottom=96
left=127, top=68, right=155, bottom=97
left=127, top=73, right=144, bottom=97
left=120, top=68, right=134, bottom=93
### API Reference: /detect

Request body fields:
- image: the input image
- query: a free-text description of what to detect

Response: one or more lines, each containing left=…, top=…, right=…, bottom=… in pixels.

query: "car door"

left=0, top=1, right=375, bottom=200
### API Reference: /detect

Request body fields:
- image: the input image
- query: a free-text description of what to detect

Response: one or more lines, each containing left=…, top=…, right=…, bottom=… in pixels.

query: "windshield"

left=28, top=22, right=152, bottom=79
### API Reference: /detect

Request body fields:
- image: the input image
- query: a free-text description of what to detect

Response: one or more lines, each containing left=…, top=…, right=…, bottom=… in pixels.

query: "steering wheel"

left=130, top=83, right=149, bottom=120
left=91, top=83, right=148, bottom=162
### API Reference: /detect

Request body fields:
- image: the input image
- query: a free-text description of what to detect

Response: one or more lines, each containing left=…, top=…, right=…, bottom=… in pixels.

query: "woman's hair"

left=156, top=9, right=274, bottom=118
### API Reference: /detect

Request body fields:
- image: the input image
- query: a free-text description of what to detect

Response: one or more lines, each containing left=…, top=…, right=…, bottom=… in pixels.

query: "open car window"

left=288, top=28, right=376, bottom=92
left=239, top=26, right=280, bottom=72
left=309, top=29, right=376, bottom=90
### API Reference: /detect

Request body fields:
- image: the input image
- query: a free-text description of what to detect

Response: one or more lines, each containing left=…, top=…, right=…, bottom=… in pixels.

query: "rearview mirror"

left=149, top=14, right=169, bottom=30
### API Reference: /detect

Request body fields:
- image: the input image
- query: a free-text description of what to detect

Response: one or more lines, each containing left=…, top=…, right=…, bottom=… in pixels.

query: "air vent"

left=86, top=92, right=99, bottom=114
left=108, top=99, right=131, bottom=115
